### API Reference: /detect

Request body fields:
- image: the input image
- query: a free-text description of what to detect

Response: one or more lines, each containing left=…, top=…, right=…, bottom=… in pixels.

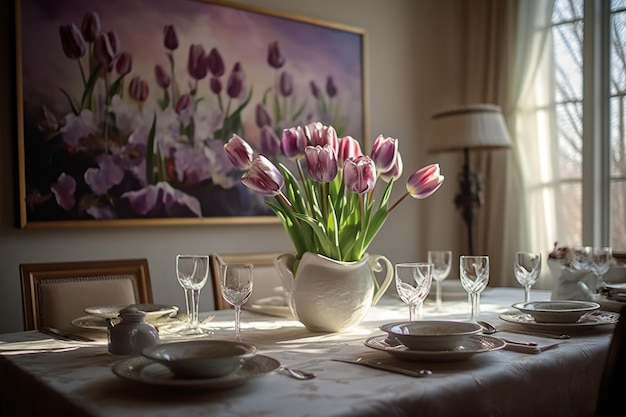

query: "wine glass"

left=220, top=264, right=254, bottom=340
left=428, top=250, right=452, bottom=311
left=514, top=251, right=542, bottom=303
left=395, top=262, right=432, bottom=321
left=459, top=255, right=489, bottom=322
left=590, top=247, right=613, bottom=293
left=175, top=254, right=210, bottom=334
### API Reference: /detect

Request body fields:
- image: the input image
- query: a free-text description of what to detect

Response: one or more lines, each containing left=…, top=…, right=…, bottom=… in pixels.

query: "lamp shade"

left=428, top=104, right=512, bottom=153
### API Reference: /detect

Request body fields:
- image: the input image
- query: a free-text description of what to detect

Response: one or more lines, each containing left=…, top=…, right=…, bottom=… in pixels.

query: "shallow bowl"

left=141, top=340, right=256, bottom=379
left=85, top=304, right=179, bottom=322
left=512, top=300, right=600, bottom=323
left=380, top=321, right=482, bottom=351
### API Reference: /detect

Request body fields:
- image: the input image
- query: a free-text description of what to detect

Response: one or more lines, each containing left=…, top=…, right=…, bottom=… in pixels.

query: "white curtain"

left=507, top=0, right=557, bottom=289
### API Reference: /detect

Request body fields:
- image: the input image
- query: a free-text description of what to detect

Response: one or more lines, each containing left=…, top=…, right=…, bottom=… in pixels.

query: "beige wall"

left=0, top=0, right=465, bottom=333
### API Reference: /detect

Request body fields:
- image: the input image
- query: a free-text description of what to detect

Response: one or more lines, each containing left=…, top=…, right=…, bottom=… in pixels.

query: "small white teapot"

left=107, top=305, right=160, bottom=355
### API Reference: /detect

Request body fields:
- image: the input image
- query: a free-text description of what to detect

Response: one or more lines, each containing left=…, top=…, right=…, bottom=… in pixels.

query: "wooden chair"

left=209, top=252, right=284, bottom=310
left=20, top=259, right=153, bottom=330
left=595, top=304, right=626, bottom=417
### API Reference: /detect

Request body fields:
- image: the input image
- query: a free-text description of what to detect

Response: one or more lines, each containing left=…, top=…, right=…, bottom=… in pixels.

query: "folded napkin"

left=0, top=339, right=100, bottom=355
left=496, top=332, right=563, bottom=354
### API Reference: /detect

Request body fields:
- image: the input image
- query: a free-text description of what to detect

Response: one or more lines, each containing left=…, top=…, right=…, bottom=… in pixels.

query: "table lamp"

left=428, top=104, right=512, bottom=255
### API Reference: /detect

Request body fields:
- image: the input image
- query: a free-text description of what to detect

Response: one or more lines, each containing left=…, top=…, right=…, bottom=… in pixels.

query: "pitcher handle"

left=369, top=254, right=393, bottom=306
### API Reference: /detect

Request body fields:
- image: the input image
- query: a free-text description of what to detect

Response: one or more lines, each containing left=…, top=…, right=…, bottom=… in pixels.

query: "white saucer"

left=71, top=315, right=109, bottom=331
left=112, top=354, right=280, bottom=390
left=364, top=334, right=505, bottom=362
left=85, top=304, right=179, bottom=321
left=245, top=296, right=292, bottom=318
left=499, top=310, right=619, bottom=330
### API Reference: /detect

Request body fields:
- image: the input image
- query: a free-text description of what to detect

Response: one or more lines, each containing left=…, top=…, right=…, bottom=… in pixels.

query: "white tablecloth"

left=0, top=287, right=615, bottom=417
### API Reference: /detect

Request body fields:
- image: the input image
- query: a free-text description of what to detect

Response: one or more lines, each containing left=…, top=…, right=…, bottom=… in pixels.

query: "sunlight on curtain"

left=508, top=0, right=557, bottom=289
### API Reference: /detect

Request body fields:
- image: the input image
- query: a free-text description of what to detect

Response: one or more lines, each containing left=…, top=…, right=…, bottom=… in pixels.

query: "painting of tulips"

left=15, top=0, right=365, bottom=227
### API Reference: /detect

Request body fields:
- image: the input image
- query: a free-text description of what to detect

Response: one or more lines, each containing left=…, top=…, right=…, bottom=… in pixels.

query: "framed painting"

left=15, top=0, right=367, bottom=228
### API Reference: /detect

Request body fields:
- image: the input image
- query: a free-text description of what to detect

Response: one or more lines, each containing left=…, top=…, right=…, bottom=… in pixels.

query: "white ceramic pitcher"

left=275, top=252, right=393, bottom=332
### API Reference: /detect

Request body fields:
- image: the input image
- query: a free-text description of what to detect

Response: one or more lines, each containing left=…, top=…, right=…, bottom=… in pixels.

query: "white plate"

left=71, top=315, right=109, bottom=330
left=499, top=310, right=619, bottom=330
left=511, top=300, right=599, bottom=323
left=245, top=296, right=293, bottom=318
left=364, top=334, right=506, bottom=362
left=85, top=304, right=179, bottom=321
left=112, top=354, right=280, bottom=390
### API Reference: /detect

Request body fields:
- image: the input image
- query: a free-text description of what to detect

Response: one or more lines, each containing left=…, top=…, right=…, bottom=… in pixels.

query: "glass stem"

left=190, top=289, right=200, bottom=329
left=524, top=285, right=531, bottom=303
left=417, top=300, right=424, bottom=319
left=408, top=303, right=418, bottom=321
left=235, top=305, right=242, bottom=339
left=436, top=281, right=442, bottom=311
left=469, top=293, right=478, bottom=321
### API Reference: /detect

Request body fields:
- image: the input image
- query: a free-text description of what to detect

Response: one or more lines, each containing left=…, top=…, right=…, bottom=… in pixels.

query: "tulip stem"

left=388, top=192, right=409, bottom=213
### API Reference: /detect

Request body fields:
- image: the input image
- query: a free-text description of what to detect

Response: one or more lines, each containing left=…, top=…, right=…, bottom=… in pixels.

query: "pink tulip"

left=226, top=62, right=245, bottom=98
left=343, top=155, right=377, bottom=194
left=260, top=126, right=281, bottom=157
left=337, top=136, right=362, bottom=167
left=241, top=155, right=284, bottom=196
left=206, top=48, right=225, bottom=77
left=224, top=134, right=254, bottom=170
left=281, top=126, right=309, bottom=159
left=280, top=71, right=293, bottom=97
left=163, top=25, right=179, bottom=51
left=187, top=44, right=208, bottom=80
left=80, top=12, right=101, bottom=43
left=115, top=52, right=132, bottom=76
left=175, top=93, right=193, bottom=115
left=128, top=77, right=149, bottom=102
left=406, top=164, right=444, bottom=199
left=267, top=41, right=285, bottom=69
left=306, top=122, right=338, bottom=155
left=59, top=24, right=86, bottom=59
left=304, top=145, right=338, bottom=183
left=155, top=65, right=170, bottom=88
left=380, top=153, right=403, bottom=183
left=371, top=135, right=398, bottom=173
left=255, top=103, right=272, bottom=128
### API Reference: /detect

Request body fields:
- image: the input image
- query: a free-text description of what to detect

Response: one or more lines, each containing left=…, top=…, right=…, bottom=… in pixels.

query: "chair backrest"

left=209, top=252, right=284, bottom=310
left=595, top=304, right=626, bottom=417
left=20, top=259, right=153, bottom=330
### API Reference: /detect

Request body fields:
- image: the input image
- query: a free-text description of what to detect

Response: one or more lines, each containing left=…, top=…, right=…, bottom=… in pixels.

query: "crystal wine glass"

left=428, top=250, right=452, bottom=311
left=590, top=246, right=613, bottom=293
left=459, top=255, right=490, bottom=322
left=395, top=262, right=432, bottom=321
left=514, top=251, right=542, bottom=303
left=175, top=254, right=210, bottom=335
left=220, top=263, right=254, bottom=340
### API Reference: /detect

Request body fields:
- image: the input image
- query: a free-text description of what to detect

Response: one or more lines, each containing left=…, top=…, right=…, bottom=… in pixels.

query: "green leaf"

left=60, top=88, right=79, bottom=115
left=145, top=113, right=157, bottom=185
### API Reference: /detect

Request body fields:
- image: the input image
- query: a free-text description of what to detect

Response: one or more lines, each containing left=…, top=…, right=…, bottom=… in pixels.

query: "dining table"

left=0, top=285, right=618, bottom=417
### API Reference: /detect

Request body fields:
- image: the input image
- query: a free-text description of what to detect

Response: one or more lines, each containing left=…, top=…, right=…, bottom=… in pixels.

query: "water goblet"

left=428, top=250, right=452, bottom=311
left=175, top=254, right=210, bottom=334
left=395, top=262, right=432, bottom=321
left=514, top=251, right=542, bottom=303
left=220, top=264, right=254, bottom=340
left=459, top=255, right=490, bottom=322
left=590, top=247, right=612, bottom=293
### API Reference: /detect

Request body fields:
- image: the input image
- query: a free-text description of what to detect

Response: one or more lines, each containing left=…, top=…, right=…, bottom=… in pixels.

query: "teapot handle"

left=369, top=254, right=393, bottom=306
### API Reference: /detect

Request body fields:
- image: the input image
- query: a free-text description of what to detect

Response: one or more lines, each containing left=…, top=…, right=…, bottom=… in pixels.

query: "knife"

left=39, top=327, right=94, bottom=342
left=332, top=359, right=432, bottom=378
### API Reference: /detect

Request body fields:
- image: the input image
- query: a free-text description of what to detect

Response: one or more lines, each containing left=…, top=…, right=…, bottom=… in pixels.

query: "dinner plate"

left=112, top=354, right=280, bottom=390
left=71, top=315, right=109, bottom=330
left=244, top=296, right=293, bottom=318
left=85, top=304, right=179, bottom=321
left=499, top=310, right=619, bottom=330
left=364, top=334, right=506, bottom=362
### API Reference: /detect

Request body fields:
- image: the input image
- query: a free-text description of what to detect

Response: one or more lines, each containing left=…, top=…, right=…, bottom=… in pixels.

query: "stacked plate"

left=500, top=300, right=620, bottom=330
left=72, top=304, right=179, bottom=330
left=112, top=340, right=280, bottom=390
left=367, top=320, right=506, bottom=361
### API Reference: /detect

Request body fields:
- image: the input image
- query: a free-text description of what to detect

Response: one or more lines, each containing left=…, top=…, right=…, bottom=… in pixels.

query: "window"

left=550, top=0, right=626, bottom=249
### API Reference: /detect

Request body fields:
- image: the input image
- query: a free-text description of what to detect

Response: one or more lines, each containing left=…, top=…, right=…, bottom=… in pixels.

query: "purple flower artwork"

left=16, top=0, right=365, bottom=226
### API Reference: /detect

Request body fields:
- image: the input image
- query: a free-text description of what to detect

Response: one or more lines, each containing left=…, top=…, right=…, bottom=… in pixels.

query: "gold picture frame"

left=15, top=0, right=367, bottom=228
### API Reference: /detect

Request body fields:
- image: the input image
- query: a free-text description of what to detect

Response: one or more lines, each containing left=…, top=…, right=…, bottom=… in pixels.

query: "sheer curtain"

left=461, top=0, right=556, bottom=288
left=507, top=0, right=557, bottom=289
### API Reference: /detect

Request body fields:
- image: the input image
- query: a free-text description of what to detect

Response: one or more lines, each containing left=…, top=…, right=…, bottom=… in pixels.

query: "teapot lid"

left=118, top=305, right=146, bottom=322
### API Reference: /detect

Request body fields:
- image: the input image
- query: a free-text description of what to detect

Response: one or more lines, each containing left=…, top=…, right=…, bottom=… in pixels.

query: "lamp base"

left=454, top=148, right=483, bottom=255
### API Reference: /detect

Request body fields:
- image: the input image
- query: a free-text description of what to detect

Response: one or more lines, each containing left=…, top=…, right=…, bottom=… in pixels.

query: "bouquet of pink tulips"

left=224, top=122, right=444, bottom=263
